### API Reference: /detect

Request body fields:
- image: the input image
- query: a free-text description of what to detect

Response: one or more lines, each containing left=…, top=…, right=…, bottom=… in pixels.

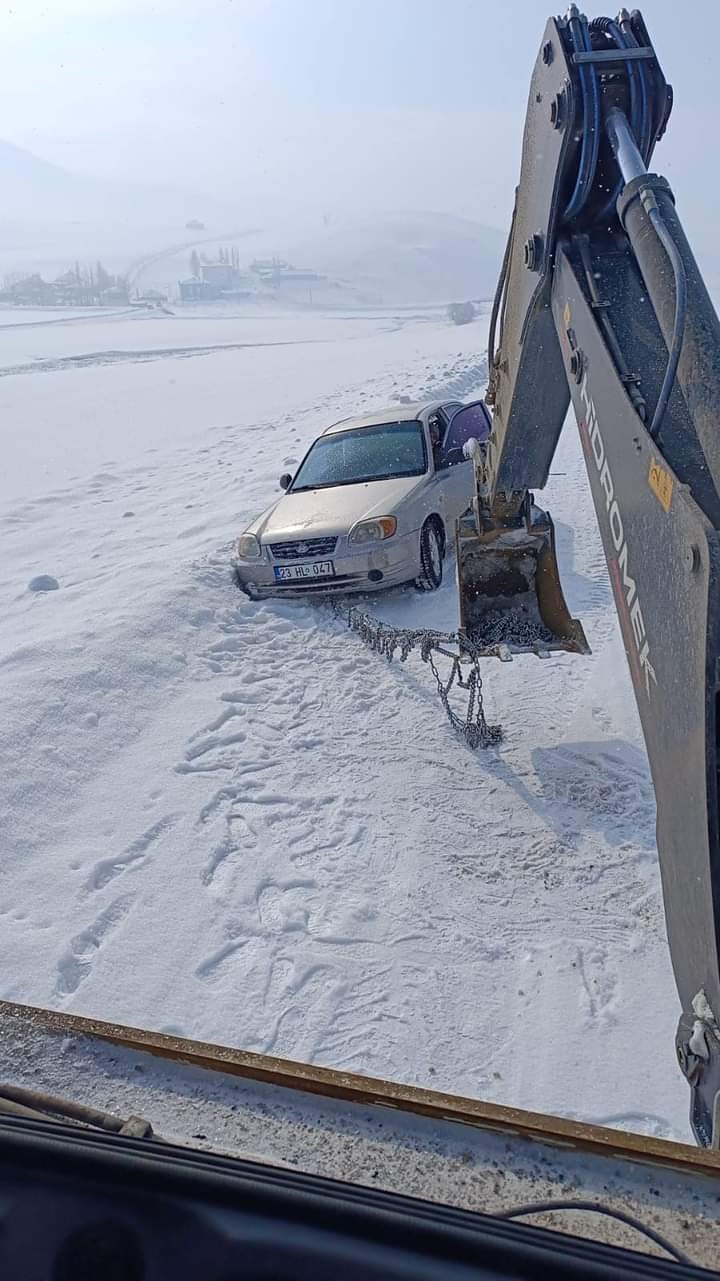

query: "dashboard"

left=0, top=1115, right=709, bottom=1280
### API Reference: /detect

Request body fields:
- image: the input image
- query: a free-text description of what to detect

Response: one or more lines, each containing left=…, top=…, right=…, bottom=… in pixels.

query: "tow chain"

left=330, top=600, right=502, bottom=749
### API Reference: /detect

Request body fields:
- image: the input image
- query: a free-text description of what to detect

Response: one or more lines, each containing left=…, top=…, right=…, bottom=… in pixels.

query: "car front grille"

left=271, top=576, right=356, bottom=591
left=269, top=536, right=338, bottom=561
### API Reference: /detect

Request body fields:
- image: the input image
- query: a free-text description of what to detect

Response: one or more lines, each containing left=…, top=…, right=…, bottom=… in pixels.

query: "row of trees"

left=2, top=259, right=129, bottom=306
left=65, top=261, right=127, bottom=290
left=3, top=261, right=127, bottom=291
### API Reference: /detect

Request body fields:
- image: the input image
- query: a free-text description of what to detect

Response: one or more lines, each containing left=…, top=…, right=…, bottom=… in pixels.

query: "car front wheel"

left=414, top=521, right=443, bottom=592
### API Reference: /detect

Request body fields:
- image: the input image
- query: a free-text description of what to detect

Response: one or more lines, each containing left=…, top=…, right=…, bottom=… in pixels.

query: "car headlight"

left=349, top=516, right=397, bottom=545
left=237, top=533, right=262, bottom=559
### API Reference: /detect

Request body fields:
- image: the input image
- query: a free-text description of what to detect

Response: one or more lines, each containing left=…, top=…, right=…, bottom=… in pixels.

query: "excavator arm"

left=458, top=7, right=720, bottom=1146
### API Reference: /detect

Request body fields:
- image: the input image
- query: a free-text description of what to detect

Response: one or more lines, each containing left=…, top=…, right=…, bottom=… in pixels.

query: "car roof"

left=321, top=400, right=449, bottom=436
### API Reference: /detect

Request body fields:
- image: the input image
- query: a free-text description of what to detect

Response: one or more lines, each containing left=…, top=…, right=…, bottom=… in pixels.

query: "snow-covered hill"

left=0, top=138, right=252, bottom=280
left=282, top=212, right=505, bottom=303
left=0, top=137, right=243, bottom=227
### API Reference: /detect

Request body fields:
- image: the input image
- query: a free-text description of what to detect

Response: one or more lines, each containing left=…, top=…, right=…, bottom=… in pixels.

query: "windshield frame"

left=288, top=420, right=428, bottom=493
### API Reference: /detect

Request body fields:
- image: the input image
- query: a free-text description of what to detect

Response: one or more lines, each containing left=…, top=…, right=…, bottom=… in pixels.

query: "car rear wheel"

left=414, top=520, right=443, bottom=592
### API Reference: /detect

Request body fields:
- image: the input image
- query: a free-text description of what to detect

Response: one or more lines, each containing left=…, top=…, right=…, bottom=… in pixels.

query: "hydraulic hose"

left=646, top=197, right=688, bottom=439
left=590, top=16, right=640, bottom=139
left=564, top=8, right=600, bottom=220
left=590, top=16, right=640, bottom=225
left=618, top=9, right=650, bottom=161
left=487, top=200, right=516, bottom=379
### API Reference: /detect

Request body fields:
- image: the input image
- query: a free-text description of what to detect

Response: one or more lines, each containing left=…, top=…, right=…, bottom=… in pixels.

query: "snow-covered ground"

left=0, top=303, right=690, bottom=1143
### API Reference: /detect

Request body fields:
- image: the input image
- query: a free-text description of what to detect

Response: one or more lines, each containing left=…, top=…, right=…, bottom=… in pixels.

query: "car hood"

left=253, top=475, right=426, bottom=540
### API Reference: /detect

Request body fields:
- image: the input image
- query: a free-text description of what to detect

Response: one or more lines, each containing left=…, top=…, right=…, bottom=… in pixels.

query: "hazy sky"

left=1, top=0, right=716, bottom=243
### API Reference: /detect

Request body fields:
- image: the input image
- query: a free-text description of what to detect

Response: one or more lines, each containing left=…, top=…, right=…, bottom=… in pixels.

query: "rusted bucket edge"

left=1, top=998, right=716, bottom=1178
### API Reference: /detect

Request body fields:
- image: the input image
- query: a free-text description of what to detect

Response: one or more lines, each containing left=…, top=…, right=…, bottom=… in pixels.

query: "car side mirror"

left=279, top=473, right=292, bottom=491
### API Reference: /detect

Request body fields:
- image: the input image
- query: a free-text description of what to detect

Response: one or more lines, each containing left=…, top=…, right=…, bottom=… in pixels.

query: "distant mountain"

left=0, top=139, right=75, bottom=187
left=0, top=138, right=130, bottom=221
left=0, top=138, right=242, bottom=228
left=0, top=138, right=258, bottom=280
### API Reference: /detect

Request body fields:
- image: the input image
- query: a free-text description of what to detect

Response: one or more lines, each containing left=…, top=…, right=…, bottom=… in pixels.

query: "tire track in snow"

left=0, top=338, right=332, bottom=378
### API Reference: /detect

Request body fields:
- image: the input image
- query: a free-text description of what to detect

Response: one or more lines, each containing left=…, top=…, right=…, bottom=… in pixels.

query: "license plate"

left=273, top=561, right=335, bottom=582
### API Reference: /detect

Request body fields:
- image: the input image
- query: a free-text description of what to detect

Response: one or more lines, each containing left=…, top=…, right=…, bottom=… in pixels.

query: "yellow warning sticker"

left=648, top=457, right=673, bottom=513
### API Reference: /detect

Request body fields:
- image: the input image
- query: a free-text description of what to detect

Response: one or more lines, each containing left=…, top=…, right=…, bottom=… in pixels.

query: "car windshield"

left=290, top=422, right=427, bottom=491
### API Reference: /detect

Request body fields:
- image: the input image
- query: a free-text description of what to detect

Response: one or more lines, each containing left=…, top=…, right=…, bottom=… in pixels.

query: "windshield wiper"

left=0, top=1083, right=154, bottom=1138
left=291, top=472, right=423, bottom=492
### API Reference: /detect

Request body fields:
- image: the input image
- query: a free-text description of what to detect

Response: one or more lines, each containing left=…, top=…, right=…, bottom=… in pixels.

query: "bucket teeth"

left=456, top=506, right=589, bottom=658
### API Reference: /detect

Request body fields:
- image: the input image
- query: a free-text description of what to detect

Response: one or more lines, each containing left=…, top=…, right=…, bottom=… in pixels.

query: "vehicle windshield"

left=290, top=422, right=427, bottom=491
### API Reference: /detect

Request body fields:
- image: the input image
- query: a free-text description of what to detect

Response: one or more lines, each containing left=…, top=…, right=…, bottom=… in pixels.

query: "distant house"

left=178, top=276, right=216, bottom=302
left=272, top=267, right=324, bottom=283
left=200, top=261, right=236, bottom=290
left=177, top=250, right=325, bottom=306
left=185, top=219, right=205, bottom=230
left=250, top=258, right=323, bottom=285
left=250, top=257, right=289, bottom=278
left=100, top=284, right=130, bottom=305
left=137, top=288, right=167, bottom=304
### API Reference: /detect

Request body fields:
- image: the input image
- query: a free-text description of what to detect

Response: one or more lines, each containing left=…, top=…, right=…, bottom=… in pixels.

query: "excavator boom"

left=458, top=8, right=720, bottom=1146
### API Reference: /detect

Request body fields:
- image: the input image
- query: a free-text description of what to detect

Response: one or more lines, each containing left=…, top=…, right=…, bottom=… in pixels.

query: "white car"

left=233, top=398, right=491, bottom=598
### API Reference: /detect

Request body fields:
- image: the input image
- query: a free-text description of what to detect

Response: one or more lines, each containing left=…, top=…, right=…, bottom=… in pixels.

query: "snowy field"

left=0, top=302, right=690, bottom=1142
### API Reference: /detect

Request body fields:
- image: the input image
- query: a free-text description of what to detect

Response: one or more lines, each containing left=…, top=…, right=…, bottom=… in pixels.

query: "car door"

left=435, top=400, right=492, bottom=523
left=409, top=407, right=457, bottom=538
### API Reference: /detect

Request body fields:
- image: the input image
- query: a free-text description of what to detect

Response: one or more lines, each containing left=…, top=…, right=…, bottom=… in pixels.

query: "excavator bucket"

left=456, top=504, right=589, bottom=658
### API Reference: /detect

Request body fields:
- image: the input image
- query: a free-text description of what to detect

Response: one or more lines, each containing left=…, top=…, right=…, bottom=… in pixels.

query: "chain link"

left=329, top=600, right=502, bottom=749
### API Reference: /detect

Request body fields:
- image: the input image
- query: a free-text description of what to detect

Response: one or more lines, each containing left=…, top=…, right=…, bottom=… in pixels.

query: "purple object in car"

left=440, top=401, right=492, bottom=466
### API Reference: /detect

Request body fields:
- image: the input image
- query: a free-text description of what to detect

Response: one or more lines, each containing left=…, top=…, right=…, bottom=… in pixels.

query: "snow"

left=0, top=301, right=691, bottom=1144
left=0, top=306, right=481, bottom=500
left=689, top=1021, right=709, bottom=1060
